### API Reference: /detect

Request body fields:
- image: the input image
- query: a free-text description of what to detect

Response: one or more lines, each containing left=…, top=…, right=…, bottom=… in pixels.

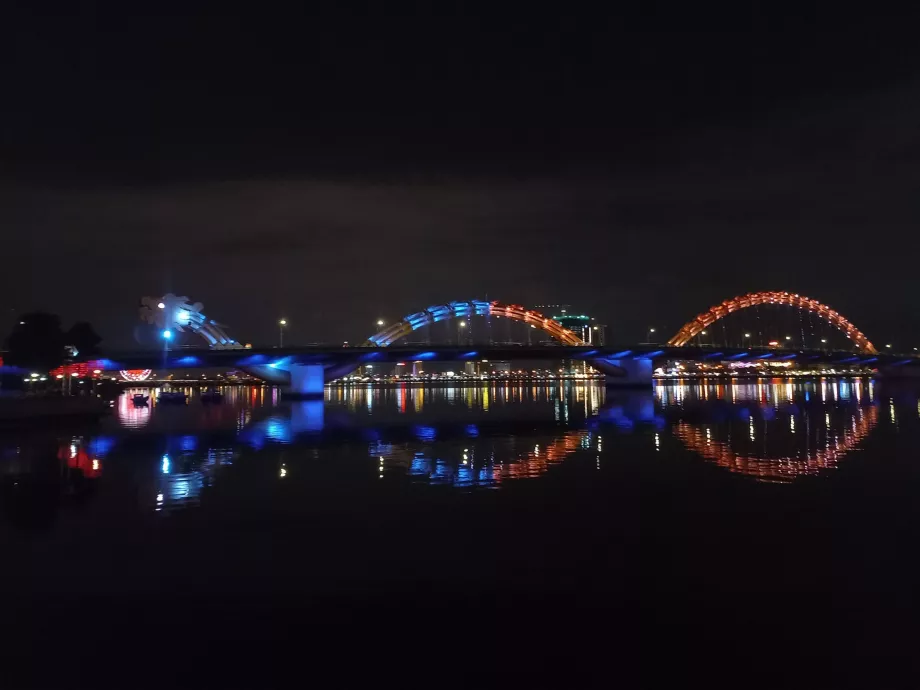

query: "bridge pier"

left=592, top=357, right=654, bottom=388
left=285, top=364, right=325, bottom=399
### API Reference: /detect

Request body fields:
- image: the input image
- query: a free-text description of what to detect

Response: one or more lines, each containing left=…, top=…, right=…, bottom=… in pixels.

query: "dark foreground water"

left=2, top=379, right=919, bottom=686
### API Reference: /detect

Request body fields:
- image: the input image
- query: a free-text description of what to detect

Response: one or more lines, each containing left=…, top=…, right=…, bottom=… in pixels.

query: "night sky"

left=3, top=5, right=920, bottom=348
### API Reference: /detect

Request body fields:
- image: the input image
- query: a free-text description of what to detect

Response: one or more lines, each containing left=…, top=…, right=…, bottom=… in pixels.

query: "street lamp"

left=162, top=329, right=172, bottom=340
left=886, top=344, right=892, bottom=349
left=279, top=319, right=287, bottom=348
left=376, top=319, right=385, bottom=328
left=647, top=327, right=656, bottom=342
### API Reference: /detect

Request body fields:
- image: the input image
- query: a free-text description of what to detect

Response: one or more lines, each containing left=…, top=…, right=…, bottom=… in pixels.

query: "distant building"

left=533, top=304, right=606, bottom=345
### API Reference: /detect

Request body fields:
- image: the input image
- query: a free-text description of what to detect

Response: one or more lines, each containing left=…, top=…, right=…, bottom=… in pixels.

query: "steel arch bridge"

left=668, top=291, right=877, bottom=354
left=364, top=300, right=586, bottom=347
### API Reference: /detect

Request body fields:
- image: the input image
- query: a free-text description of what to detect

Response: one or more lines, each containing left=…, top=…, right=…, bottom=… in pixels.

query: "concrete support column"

left=592, top=357, right=654, bottom=388
left=287, top=364, right=325, bottom=399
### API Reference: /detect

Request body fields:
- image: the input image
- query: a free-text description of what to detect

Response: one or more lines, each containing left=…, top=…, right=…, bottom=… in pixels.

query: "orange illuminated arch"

left=363, top=300, right=586, bottom=347
left=668, top=291, right=877, bottom=353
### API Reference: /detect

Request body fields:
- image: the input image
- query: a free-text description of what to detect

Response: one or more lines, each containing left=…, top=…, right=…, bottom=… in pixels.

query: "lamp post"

left=278, top=319, right=287, bottom=348
left=458, top=320, right=467, bottom=345
left=647, top=327, right=656, bottom=343
left=376, top=319, right=385, bottom=328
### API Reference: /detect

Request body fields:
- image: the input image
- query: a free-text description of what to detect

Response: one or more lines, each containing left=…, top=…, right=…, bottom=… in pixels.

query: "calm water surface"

left=3, top=379, right=919, bottom=685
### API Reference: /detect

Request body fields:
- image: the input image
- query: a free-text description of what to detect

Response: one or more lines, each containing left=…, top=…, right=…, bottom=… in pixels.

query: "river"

left=2, top=378, right=915, bottom=686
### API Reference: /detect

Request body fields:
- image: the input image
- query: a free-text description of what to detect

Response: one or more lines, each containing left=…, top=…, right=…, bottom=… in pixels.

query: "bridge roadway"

left=92, top=343, right=917, bottom=376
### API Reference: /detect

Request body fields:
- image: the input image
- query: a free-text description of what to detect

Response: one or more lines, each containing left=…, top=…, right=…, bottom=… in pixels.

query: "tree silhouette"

left=4, top=312, right=66, bottom=372
left=65, top=321, right=101, bottom=357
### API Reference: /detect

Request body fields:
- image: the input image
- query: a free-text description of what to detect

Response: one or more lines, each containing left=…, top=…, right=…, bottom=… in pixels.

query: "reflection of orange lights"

left=492, top=431, right=588, bottom=482
left=673, top=406, right=878, bottom=482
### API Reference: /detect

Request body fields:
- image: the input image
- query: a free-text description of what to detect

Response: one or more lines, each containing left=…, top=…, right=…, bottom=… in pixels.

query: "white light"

left=700, top=331, right=707, bottom=335
left=30, top=373, right=39, bottom=378
left=280, top=466, right=287, bottom=478
left=162, top=455, right=170, bottom=474
left=162, top=329, right=172, bottom=340
left=39, top=377, right=46, bottom=381
left=279, top=319, right=287, bottom=326
left=56, top=374, right=64, bottom=379
left=157, top=302, right=165, bottom=309
left=93, top=369, right=101, bottom=374
left=376, top=319, right=384, bottom=327
left=886, top=344, right=892, bottom=348
left=156, top=493, right=164, bottom=503
left=459, top=320, right=467, bottom=327
left=71, top=372, right=79, bottom=377
left=786, top=336, right=792, bottom=340
left=744, top=333, right=751, bottom=338
left=92, top=459, right=100, bottom=471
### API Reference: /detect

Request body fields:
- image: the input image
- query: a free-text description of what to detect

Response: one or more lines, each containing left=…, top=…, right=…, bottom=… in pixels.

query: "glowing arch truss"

left=363, top=300, right=587, bottom=347
left=668, top=291, right=877, bottom=354
left=139, top=294, right=243, bottom=350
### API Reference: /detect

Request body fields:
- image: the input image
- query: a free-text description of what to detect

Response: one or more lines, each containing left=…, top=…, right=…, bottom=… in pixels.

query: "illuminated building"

left=533, top=304, right=606, bottom=345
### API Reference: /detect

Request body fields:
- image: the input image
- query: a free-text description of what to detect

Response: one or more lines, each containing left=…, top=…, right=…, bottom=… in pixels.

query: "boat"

left=157, top=390, right=188, bottom=405
left=132, top=394, right=149, bottom=407
left=200, top=389, right=223, bottom=404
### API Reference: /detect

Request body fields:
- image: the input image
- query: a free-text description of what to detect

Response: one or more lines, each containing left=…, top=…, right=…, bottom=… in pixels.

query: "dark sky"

left=3, top=4, right=920, bottom=348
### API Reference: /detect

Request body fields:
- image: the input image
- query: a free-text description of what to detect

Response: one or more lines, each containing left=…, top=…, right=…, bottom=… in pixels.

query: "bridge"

left=61, top=290, right=917, bottom=395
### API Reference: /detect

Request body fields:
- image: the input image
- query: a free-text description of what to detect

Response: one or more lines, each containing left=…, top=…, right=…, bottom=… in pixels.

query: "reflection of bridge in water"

left=0, top=379, right=894, bottom=525
left=660, top=379, right=880, bottom=482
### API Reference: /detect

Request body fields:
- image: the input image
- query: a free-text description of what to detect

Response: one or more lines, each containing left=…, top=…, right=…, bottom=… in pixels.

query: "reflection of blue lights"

left=264, top=418, right=294, bottom=444
left=465, top=424, right=479, bottom=437
left=268, top=356, right=293, bottom=370
left=461, top=351, right=478, bottom=358
left=728, top=353, right=749, bottom=360
left=737, top=408, right=751, bottom=420
left=608, top=350, right=632, bottom=358
left=162, top=455, right=170, bottom=474
left=643, top=350, right=664, bottom=358
left=805, top=391, right=810, bottom=401
left=413, top=426, right=437, bottom=441
left=180, top=435, right=198, bottom=452
left=862, top=357, right=878, bottom=364
left=704, top=352, right=724, bottom=359
left=757, top=353, right=773, bottom=359
left=176, top=356, right=199, bottom=366
left=410, top=455, right=432, bottom=475
left=413, top=352, right=437, bottom=360
left=88, top=436, right=115, bottom=458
